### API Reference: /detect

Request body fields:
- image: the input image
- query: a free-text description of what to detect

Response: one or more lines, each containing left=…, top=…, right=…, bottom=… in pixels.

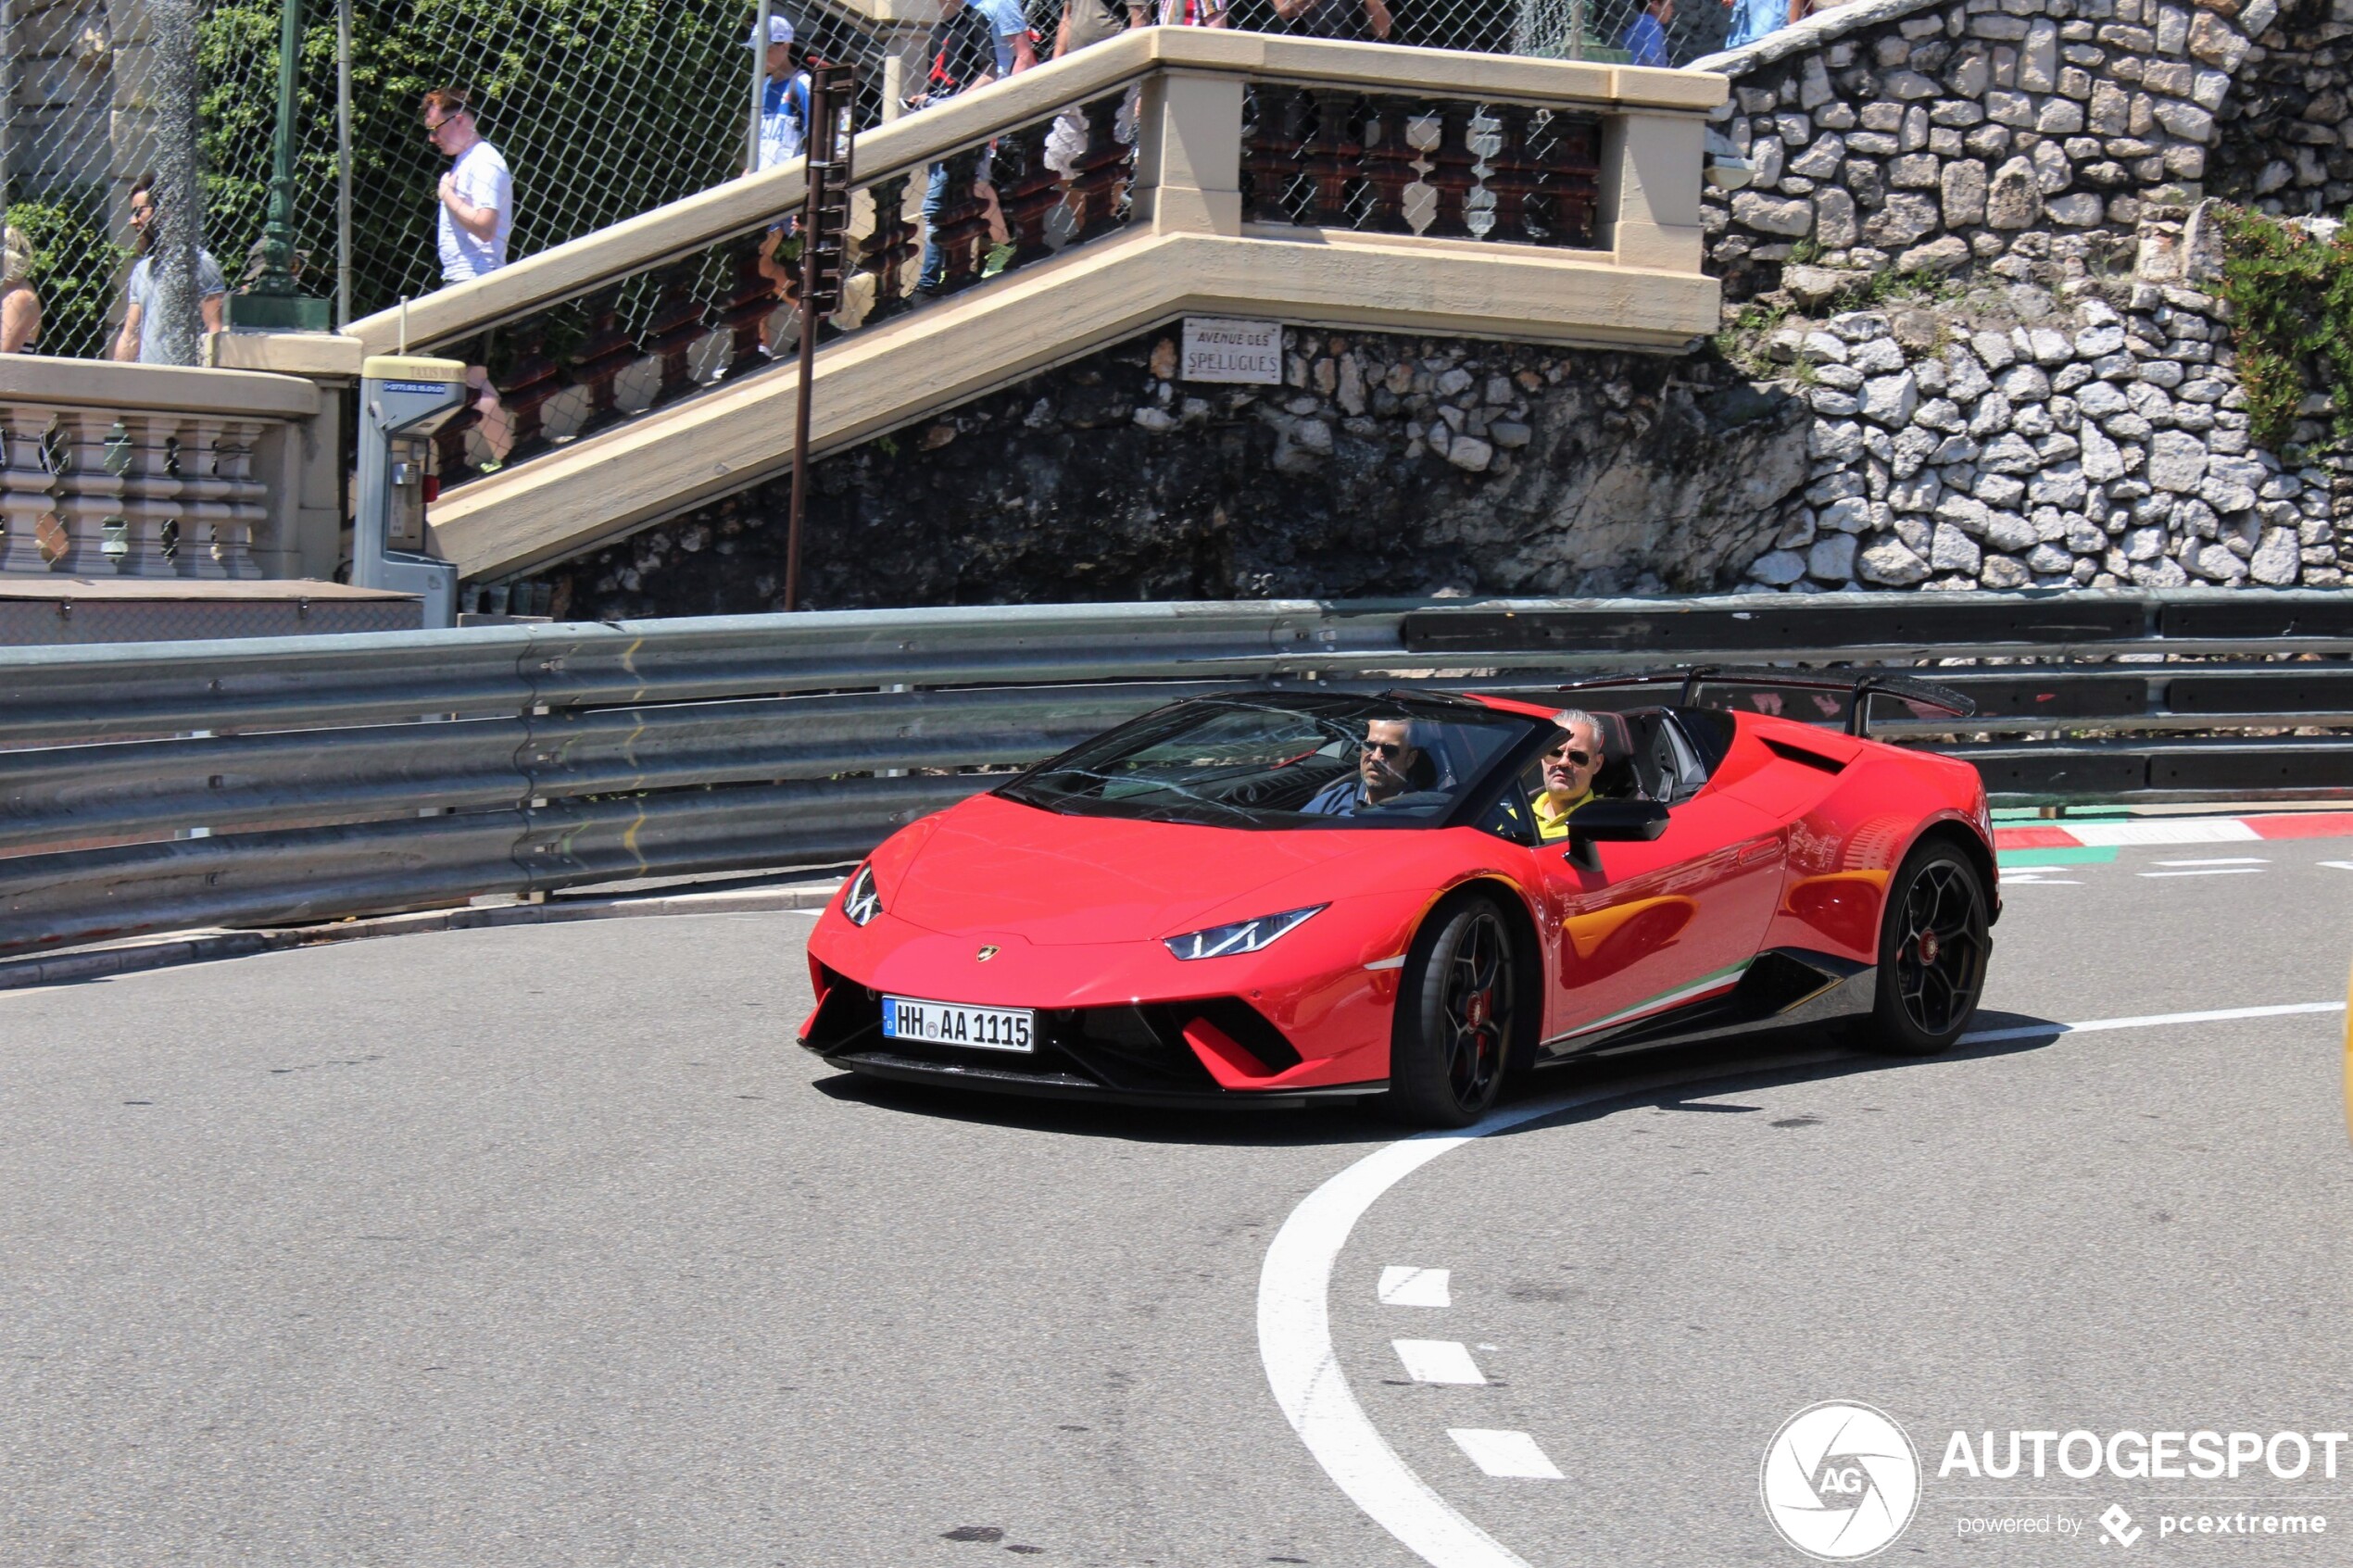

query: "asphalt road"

left=2, top=830, right=2348, bottom=1567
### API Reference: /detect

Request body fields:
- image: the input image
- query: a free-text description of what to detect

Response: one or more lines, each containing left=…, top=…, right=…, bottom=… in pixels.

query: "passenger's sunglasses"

left=1546, top=746, right=1595, bottom=767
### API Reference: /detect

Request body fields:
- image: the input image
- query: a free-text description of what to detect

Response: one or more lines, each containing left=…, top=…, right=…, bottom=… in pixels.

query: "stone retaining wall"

left=1737, top=283, right=2349, bottom=590
left=1699, top=0, right=2353, bottom=591
left=528, top=329, right=1813, bottom=619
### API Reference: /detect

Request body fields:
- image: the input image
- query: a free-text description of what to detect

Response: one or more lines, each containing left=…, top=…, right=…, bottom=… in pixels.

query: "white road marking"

left=1261, top=1000, right=2349, bottom=1568
left=1960, top=1000, right=2347, bottom=1047
left=2138, top=867, right=2264, bottom=878
left=1448, top=1429, right=1564, bottom=1481
left=1378, top=1266, right=1453, bottom=1308
left=2001, top=875, right=2082, bottom=885
left=2322, top=862, right=2353, bottom=872
left=2152, top=857, right=2269, bottom=867
left=1394, top=1340, right=1487, bottom=1386
left=2067, top=819, right=2262, bottom=847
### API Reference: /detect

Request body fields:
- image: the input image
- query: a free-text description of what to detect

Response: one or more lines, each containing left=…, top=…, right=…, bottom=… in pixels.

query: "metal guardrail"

left=2, top=588, right=2348, bottom=959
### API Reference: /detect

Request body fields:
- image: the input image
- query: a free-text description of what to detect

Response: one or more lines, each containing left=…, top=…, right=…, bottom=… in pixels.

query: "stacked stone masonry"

left=1703, top=0, right=2353, bottom=591
left=1740, top=288, right=2348, bottom=591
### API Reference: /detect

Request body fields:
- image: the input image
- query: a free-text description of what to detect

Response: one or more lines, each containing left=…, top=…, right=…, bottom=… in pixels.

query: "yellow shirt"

left=1531, top=787, right=1592, bottom=841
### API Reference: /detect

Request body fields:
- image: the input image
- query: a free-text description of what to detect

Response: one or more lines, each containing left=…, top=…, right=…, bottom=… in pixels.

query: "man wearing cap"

left=746, top=15, right=812, bottom=175
left=747, top=13, right=812, bottom=345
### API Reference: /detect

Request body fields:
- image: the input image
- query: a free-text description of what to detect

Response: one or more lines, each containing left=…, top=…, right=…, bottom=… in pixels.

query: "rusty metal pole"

left=786, top=61, right=857, bottom=613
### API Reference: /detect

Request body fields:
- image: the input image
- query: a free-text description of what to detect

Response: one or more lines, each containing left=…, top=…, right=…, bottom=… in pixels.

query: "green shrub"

left=2213, top=204, right=2353, bottom=452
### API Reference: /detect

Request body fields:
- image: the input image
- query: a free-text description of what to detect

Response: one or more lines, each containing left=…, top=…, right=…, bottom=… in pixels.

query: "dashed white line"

left=1448, top=1429, right=1564, bottom=1481
left=1394, top=1340, right=1487, bottom=1386
left=2138, top=867, right=2264, bottom=878
left=1378, top=1266, right=1453, bottom=1308
left=2152, top=857, right=2268, bottom=867
left=1261, top=999, right=2349, bottom=1568
left=2322, top=862, right=2353, bottom=872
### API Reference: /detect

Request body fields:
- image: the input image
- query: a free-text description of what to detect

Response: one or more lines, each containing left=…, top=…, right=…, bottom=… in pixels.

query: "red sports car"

left=799, top=676, right=1998, bottom=1127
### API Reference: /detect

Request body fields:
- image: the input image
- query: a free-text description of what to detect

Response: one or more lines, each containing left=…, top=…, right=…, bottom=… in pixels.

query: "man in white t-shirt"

left=422, top=87, right=513, bottom=460
left=425, top=87, right=512, bottom=282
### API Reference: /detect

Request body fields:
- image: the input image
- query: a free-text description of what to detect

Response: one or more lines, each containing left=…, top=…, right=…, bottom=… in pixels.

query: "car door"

left=1516, top=726, right=1788, bottom=1054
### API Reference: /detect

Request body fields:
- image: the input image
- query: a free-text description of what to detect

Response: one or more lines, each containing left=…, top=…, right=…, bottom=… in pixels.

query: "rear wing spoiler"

left=1549, top=665, right=1976, bottom=741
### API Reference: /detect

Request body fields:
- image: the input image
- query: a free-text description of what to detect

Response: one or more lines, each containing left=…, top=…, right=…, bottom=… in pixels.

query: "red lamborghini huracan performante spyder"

left=799, top=675, right=1998, bottom=1126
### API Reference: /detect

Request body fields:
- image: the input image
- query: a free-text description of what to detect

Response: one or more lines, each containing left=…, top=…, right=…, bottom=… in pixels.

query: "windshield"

left=999, top=693, right=1541, bottom=828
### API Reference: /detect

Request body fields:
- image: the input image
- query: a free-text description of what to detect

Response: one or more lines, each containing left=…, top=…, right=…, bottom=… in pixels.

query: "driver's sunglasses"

left=1363, top=740, right=1412, bottom=755
left=1547, top=746, right=1595, bottom=767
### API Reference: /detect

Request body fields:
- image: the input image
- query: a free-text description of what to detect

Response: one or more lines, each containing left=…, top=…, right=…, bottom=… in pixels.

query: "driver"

left=1531, top=709, right=1604, bottom=841
left=1302, top=718, right=1427, bottom=816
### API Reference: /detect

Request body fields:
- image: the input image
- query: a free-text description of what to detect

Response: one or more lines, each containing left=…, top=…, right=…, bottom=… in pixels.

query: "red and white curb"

left=1994, top=810, right=2353, bottom=852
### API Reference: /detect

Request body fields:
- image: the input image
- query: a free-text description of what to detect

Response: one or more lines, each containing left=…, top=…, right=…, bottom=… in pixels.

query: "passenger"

left=1302, top=719, right=1427, bottom=815
left=1530, top=709, right=1604, bottom=841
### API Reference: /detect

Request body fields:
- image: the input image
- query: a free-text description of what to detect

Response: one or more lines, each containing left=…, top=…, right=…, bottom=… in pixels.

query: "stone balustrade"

left=0, top=359, right=337, bottom=583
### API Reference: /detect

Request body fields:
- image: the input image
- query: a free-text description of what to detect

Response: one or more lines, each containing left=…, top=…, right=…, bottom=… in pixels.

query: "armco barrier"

left=2, top=589, right=2347, bottom=958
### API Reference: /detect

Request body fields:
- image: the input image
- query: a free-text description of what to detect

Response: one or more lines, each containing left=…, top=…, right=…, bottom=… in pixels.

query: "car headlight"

left=842, top=862, right=882, bottom=926
left=1163, top=904, right=1326, bottom=961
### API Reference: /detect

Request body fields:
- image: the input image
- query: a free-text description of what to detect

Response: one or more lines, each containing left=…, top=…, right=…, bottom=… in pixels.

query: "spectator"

left=0, top=225, right=37, bottom=355
left=1, top=226, right=38, bottom=354
left=1058, top=0, right=1140, bottom=57
left=1724, top=0, right=1802, bottom=49
left=1155, top=0, right=1227, bottom=22
left=113, top=174, right=227, bottom=363
left=909, top=0, right=1031, bottom=295
left=1622, top=0, right=1674, bottom=67
left=745, top=14, right=811, bottom=351
left=1044, top=0, right=1145, bottom=185
left=422, top=87, right=513, bottom=462
left=1270, top=0, right=1390, bottom=41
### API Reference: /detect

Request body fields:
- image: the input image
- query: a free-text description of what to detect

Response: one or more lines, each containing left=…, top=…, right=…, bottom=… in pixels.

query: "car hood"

left=879, top=793, right=1378, bottom=945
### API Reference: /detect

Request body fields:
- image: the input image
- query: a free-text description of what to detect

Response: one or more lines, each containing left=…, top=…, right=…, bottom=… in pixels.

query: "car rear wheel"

left=1386, top=896, right=1516, bottom=1128
left=1866, top=841, right=1991, bottom=1055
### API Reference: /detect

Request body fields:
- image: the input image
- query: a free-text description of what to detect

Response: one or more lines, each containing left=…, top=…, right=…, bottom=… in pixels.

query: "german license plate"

left=881, top=996, right=1035, bottom=1052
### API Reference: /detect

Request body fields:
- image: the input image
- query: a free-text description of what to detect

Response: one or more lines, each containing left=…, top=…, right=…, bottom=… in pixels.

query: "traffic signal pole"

left=786, top=61, right=858, bottom=613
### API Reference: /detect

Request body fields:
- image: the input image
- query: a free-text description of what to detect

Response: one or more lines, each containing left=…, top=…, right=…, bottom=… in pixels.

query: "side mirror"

left=1561, top=798, right=1668, bottom=871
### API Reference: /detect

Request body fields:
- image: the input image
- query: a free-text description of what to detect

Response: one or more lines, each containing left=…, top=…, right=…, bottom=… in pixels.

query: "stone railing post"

left=1129, top=69, right=1245, bottom=238
left=1596, top=107, right=1705, bottom=273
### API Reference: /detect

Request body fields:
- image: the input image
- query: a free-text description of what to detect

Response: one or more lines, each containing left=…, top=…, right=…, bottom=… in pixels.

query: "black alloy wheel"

left=1867, top=843, right=1991, bottom=1055
left=1387, top=896, right=1517, bottom=1127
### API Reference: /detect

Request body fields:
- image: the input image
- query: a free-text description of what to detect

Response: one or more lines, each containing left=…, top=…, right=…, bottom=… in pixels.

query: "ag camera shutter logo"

left=1761, top=1401, right=1922, bottom=1561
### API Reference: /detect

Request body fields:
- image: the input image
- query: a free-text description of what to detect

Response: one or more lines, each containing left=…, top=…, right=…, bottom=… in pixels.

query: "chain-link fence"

left=5, top=0, right=1738, bottom=362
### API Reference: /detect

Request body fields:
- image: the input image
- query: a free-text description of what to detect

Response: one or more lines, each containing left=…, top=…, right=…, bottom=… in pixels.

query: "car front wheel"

left=1386, top=896, right=1516, bottom=1128
left=1866, top=840, right=1991, bottom=1055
